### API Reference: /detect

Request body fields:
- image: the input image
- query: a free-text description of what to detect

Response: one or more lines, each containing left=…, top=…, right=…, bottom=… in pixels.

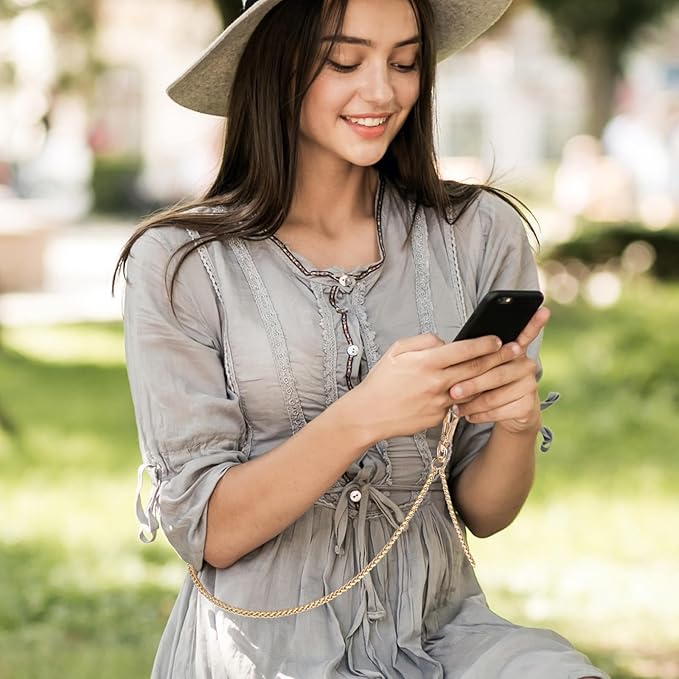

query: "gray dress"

left=125, top=180, right=607, bottom=679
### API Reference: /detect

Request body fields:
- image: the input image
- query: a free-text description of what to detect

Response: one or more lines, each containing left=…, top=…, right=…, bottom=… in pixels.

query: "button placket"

left=329, top=285, right=363, bottom=389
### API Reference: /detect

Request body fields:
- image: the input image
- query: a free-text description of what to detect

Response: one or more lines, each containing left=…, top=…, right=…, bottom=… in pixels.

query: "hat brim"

left=167, top=0, right=512, bottom=117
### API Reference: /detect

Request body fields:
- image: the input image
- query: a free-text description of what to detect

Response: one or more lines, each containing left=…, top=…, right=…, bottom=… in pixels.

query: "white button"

left=349, top=489, right=362, bottom=503
left=347, top=344, right=360, bottom=357
left=339, top=274, right=354, bottom=287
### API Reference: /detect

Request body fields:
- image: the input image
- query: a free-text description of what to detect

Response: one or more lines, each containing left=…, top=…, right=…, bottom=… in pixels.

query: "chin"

left=345, top=157, right=384, bottom=168
left=341, top=147, right=390, bottom=168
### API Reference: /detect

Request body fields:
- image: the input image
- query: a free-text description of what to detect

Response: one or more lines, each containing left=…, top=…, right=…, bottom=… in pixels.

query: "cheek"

left=302, top=76, right=349, bottom=122
left=400, top=77, right=420, bottom=110
left=391, top=80, right=420, bottom=134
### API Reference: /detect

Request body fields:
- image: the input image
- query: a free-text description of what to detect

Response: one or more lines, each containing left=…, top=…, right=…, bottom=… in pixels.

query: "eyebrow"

left=322, top=34, right=421, bottom=48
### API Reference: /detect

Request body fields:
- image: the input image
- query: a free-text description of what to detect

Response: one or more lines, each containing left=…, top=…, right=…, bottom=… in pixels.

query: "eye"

left=392, top=62, right=418, bottom=73
left=326, top=59, right=359, bottom=73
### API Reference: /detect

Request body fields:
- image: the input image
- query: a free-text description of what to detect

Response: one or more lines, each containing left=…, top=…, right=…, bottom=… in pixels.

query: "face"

left=298, top=0, right=421, bottom=170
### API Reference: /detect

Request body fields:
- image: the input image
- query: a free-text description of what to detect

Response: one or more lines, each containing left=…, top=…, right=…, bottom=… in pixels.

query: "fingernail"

left=452, top=405, right=460, bottom=416
left=510, top=343, right=521, bottom=355
left=451, top=385, right=463, bottom=398
left=494, top=337, right=502, bottom=349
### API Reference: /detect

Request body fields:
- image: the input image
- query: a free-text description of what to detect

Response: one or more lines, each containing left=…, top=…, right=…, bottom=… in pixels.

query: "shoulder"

left=128, top=202, right=232, bottom=263
left=417, top=186, right=531, bottom=261
left=128, top=224, right=195, bottom=265
left=453, top=188, right=531, bottom=249
left=123, top=224, right=224, bottom=347
left=125, top=224, right=221, bottom=312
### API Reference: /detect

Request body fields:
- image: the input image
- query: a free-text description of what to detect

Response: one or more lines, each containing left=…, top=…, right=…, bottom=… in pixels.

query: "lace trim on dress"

left=442, top=209, right=469, bottom=320
left=353, top=281, right=392, bottom=483
left=185, top=229, right=224, bottom=305
left=410, top=203, right=437, bottom=477
left=184, top=228, right=252, bottom=455
left=411, top=204, right=437, bottom=336
left=311, top=282, right=339, bottom=408
left=352, top=282, right=380, bottom=371
left=230, top=239, right=307, bottom=434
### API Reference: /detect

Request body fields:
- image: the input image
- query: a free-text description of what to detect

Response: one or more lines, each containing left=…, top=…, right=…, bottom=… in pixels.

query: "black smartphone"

left=454, top=290, right=544, bottom=344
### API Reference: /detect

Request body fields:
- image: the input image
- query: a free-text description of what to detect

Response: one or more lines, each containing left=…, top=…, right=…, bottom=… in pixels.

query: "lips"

left=342, top=115, right=389, bottom=127
left=340, top=113, right=392, bottom=139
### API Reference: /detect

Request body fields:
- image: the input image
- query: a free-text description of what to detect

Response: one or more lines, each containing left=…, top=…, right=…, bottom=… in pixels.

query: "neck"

left=287, top=158, right=378, bottom=238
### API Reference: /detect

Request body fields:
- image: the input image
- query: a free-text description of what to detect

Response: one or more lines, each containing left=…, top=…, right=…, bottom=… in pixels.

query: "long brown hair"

left=113, top=0, right=534, bottom=300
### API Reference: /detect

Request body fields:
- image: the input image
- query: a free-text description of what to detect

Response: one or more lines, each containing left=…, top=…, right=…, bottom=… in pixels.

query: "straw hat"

left=167, top=0, right=512, bottom=116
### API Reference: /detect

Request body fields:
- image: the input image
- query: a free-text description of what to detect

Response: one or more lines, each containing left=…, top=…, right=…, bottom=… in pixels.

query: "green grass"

left=536, top=277, right=679, bottom=499
left=0, top=284, right=678, bottom=679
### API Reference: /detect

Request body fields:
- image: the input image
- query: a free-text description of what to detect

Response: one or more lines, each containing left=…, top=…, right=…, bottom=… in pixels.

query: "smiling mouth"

left=341, top=115, right=391, bottom=127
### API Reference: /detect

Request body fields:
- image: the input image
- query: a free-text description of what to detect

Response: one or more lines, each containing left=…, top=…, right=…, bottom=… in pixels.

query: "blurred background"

left=1, top=0, right=678, bottom=677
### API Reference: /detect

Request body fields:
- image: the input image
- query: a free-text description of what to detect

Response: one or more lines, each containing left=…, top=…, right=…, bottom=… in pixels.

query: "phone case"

left=454, top=290, right=544, bottom=344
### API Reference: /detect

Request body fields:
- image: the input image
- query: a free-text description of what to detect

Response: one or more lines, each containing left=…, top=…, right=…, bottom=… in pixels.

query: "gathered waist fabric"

left=318, top=478, right=446, bottom=553
left=310, top=476, right=451, bottom=624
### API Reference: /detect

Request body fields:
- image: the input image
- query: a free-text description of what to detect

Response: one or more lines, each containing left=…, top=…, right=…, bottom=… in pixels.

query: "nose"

left=359, top=61, right=395, bottom=107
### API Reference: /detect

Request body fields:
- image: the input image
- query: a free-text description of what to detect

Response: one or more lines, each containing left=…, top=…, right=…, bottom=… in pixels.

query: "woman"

left=118, top=0, right=608, bottom=677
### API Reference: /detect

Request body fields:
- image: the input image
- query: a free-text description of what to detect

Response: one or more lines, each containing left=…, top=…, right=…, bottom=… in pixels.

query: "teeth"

left=345, top=116, right=388, bottom=127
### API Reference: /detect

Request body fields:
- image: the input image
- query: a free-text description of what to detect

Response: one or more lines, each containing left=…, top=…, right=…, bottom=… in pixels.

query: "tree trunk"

left=578, top=36, right=621, bottom=138
left=212, top=0, right=243, bottom=27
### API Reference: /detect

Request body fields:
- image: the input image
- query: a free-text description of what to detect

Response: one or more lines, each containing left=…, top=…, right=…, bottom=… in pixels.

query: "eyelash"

left=326, top=60, right=418, bottom=74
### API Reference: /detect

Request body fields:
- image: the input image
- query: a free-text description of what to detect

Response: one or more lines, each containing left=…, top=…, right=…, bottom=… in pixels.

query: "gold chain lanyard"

left=188, top=410, right=475, bottom=619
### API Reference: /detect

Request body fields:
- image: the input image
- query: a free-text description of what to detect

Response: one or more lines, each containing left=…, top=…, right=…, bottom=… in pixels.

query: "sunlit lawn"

left=1, top=281, right=678, bottom=679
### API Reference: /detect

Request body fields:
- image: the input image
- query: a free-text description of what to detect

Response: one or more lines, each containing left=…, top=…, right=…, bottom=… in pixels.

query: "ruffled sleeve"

left=449, top=192, right=557, bottom=479
left=124, top=229, right=247, bottom=570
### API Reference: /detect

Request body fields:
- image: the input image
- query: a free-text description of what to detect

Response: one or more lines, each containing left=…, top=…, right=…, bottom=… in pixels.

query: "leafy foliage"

left=533, top=0, right=679, bottom=60
left=545, top=224, right=679, bottom=280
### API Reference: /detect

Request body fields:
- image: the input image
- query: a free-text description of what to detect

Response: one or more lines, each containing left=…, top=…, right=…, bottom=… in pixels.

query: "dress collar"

left=268, top=176, right=387, bottom=285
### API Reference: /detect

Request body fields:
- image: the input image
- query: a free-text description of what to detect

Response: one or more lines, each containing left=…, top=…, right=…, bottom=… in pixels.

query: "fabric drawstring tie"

left=332, top=478, right=448, bottom=625
left=135, top=462, right=162, bottom=543
left=538, top=391, right=560, bottom=453
left=334, top=481, right=406, bottom=623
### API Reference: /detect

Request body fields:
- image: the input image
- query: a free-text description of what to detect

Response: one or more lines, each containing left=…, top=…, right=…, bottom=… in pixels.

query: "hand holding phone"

left=454, top=290, right=544, bottom=345
left=448, top=289, right=548, bottom=430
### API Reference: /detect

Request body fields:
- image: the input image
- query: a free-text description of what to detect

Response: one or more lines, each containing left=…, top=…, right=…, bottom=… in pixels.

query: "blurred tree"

left=0, top=0, right=101, bottom=94
left=212, top=0, right=242, bottom=26
left=0, top=1, right=97, bottom=435
left=533, top=0, right=679, bottom=137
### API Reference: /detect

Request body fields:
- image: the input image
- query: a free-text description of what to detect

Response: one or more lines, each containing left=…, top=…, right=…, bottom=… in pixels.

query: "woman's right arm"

left=204, top=390, right=373, bottom=568
left=204, top=333, right=516, bottom=569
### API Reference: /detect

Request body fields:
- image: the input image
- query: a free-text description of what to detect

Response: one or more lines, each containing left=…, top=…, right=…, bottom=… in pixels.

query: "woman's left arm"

left=449, top=307, right=550, bottom=537
left=446, top=192, right=554, bottom=537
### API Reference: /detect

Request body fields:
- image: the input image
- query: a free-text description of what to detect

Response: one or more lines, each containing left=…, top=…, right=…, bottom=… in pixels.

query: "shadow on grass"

left=0, top=344, right=138, bottom=479
left=0, top=538, right=176, bottom=679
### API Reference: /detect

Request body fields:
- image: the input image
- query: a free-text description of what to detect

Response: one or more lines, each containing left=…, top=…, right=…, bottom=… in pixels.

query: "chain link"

left=188, top=412, right=475, bottom=619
